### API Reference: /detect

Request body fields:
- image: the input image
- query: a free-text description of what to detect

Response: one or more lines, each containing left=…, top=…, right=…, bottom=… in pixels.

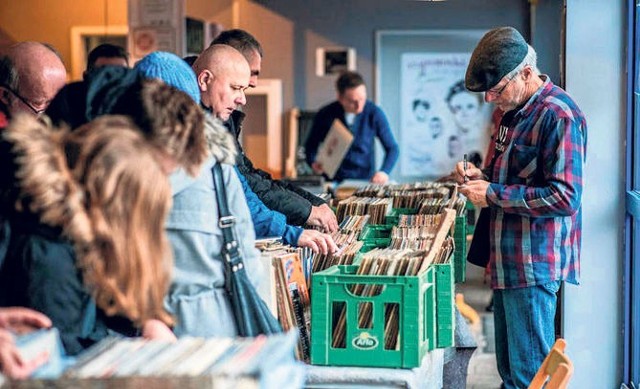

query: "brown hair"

left=336, top=71, right=365, bottom=95
left=210, top=28, right=263, bottom=58
left=112, top=79, right=208, bottom=176
left=140, top=80, right=207, bottom=176
left=6, top=114, right=174, bottom=327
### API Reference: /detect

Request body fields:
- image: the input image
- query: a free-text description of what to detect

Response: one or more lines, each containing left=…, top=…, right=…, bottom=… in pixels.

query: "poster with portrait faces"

left=400, top=53, right=493, bottom=177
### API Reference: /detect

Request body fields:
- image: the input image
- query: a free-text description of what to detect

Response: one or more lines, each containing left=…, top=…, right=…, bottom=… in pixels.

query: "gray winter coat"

left=164, top=116, right=263, bottom=337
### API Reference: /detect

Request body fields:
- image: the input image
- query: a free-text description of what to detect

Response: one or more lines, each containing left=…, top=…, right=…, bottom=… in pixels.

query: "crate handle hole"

left=346, top=284, right=387, bottom=298
left=331, top=301, right=347, bottom=349
left=383, top=302, right=400, bottom=350
left=357, top=302, right=374, bottom=329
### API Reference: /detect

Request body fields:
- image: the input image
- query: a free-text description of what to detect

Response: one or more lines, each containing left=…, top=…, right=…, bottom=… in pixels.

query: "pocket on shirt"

left=510, top=144, right=538, bottom=181
left=538, top=280, right=561, bottom=295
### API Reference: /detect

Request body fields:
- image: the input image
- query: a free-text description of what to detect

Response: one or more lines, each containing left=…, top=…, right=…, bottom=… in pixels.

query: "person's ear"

left=197, top=69, right=212, bottom=92
left=522, top=66, right=534, bottom=82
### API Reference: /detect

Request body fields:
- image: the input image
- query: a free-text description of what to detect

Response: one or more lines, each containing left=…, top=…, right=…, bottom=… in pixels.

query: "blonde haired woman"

left=0, top=114, right=176, bottom=354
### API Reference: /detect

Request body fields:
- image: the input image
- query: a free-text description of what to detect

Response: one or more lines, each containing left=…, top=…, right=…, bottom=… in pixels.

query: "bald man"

left=193, top=44, right=250, bottom=122
left=193, top=44, right=337, bottom=253
left=210, top=30, right=339, bottom=233
left=0, top=42, right=67, bottom=124
left=0, top=42, right=66, bottom=239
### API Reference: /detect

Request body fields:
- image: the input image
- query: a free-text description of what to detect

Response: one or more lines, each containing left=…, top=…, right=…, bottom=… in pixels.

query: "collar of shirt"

left=513, top=74, right=552, bottom=120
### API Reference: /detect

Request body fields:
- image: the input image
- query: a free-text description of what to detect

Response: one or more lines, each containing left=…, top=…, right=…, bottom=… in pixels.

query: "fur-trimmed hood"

left=203, top=113, right=237, bottom=165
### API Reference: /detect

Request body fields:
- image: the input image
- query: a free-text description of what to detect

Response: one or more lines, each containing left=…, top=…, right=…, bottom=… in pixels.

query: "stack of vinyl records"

left=311, top=231, right=363, bottom=273
left=10, top=332, right=304, bottom=389
left=351, top=181, right=467, bottom=217
left=338, top=214, right=370, bottom=234
left=63, top=333, right=300, bottom=388
left=269, top=250, right=311, bottom=362
left=418, top=196, right=466, bottom=216
left=355, top=182, right=455, bottom=198
left=351, top=185, right=386, bottom=198
left=335, top=197, right=391, bottom=224
left=390, top=213, right=444, bottom=250
left=255, top=244, right=314, bottom=362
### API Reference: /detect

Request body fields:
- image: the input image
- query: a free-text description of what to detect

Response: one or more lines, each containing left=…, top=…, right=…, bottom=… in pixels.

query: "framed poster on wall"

left=399, top=52, right=492, bottom=177
left=375, top=30, right=492, bottom=181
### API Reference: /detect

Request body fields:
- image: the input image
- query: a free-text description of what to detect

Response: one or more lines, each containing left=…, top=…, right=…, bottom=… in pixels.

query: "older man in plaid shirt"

left=454, top=27, right=587, bottom=388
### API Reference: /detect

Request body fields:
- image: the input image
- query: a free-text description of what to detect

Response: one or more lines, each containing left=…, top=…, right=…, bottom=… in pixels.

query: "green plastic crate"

left=465, top=201, right=477, bottom=235
left=385, top=207, right=419, bottom=225
left=310, top=265, right=436, bottom=368
left=359, top=224, right=393, bottom=241
left=432, top=261, right=455, bottom=348
left=359, top=238, right=392, bottom=253
left=453, top=215, right=467, bottom=283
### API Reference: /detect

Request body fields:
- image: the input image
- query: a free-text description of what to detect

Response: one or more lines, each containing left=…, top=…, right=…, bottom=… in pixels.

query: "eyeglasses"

left=2, top=85, right=46, bottom=115
left=485, top=72, right=518, bottom=98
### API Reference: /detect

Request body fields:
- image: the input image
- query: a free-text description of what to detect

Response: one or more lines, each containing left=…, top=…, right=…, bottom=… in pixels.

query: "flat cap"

left=465, top=26, right=528, bottom=92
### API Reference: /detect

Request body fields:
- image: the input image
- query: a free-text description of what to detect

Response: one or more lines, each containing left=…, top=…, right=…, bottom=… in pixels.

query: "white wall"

left=564, top=0, right=626, bottom=387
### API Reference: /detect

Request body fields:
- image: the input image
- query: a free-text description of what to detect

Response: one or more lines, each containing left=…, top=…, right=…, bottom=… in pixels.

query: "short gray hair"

left=504, top=44, right=540, bottom=79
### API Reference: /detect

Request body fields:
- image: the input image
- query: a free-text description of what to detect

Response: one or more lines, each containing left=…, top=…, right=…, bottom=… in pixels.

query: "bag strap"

left=211, top=163, right=245, bottom=288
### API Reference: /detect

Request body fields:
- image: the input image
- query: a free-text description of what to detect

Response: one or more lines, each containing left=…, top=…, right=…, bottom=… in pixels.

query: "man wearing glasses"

left=452, top=27, right=587, bottom=388
left=0, top=42, right=66, bottom=248
left=0, top=41, right=67, bottom=124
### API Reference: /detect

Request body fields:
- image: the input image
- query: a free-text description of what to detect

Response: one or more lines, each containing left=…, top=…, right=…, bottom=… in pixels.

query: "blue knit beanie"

left=135, top=51, right=201, bottom=103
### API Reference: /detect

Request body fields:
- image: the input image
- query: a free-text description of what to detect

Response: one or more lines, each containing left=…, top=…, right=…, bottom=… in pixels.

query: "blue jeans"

left=493, top=281, right=560, bottom=389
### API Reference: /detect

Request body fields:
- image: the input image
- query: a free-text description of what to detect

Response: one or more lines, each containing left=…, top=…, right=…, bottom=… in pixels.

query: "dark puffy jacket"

left=0, top=214, right=137, bottom=355
left=226, top=110, right=326, bottom=226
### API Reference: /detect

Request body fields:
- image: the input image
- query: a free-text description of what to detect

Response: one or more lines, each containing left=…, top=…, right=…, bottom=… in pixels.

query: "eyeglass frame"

left=485, top=71, right=520, bottom=98
left=1, top=84, right=46, bottom=115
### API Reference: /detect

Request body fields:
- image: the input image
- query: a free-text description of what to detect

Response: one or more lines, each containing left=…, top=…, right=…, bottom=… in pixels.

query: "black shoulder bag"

left=211, top=163, right=282, bottom=337
left=466, top=207, right=491, bottom=268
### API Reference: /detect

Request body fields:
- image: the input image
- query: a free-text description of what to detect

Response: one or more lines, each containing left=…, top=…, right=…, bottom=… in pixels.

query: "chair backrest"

left=528, top=338, right=574, bottom=389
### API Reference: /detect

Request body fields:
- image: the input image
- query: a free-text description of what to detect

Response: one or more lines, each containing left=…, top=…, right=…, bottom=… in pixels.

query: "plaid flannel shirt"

left=484, top=76, right=587, bottom=289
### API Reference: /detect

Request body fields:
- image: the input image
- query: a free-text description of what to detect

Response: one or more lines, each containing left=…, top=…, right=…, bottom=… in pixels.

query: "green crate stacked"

left=310, top=265, right=436, bottom=368
left=432, top=260, right=455, bottom=348
left=384, top=207, right=418, bottom=226
left=453, top=215, right=467, bottom=283
left=464, top=201, right=477, bottom=236
left=359, top=239, right=391, bottom=253
left=358, top=224, right=393, bottom=253
left=359, top=224, right=393, bottom=241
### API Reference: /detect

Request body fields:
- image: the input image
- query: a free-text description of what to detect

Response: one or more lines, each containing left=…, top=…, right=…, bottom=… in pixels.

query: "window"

left=624, top=0, right=640, bottom=383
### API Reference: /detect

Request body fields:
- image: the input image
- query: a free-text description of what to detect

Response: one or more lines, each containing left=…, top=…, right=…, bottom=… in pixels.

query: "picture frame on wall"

left=315, top=47, right=356, bottom=76
left=186, top=17, right=205, bottom=56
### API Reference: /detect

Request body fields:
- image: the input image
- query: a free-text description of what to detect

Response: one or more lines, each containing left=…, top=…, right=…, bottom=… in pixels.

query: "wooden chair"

left=455, top=293, right=480, bottom=325
left=528, top=338, right=574, bottom=389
